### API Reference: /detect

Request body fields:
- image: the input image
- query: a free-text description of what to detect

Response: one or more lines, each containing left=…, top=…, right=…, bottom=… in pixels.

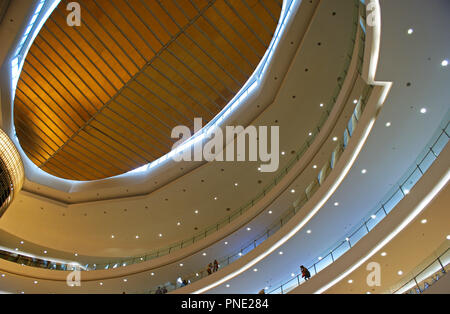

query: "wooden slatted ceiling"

left=14, top=0, right=281, bottom=181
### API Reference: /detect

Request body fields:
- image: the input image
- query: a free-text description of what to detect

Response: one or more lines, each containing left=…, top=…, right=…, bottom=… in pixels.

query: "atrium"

left=0, top=0, right=448, bottom=298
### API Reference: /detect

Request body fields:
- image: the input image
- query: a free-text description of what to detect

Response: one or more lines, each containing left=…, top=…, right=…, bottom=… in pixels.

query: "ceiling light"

left=234, top=183, right=238, bottom=186
left=385, top=122, right=391, bottom=127
left=345, top=238, right=350, bottom=242
left=33, top=281, right=38, bottom=284
left=253, top=268, right=258, bottom=272
left=268, top=210, right=273, bottom=214
left=202, top=252, right=207, bottom=256
left=43, top=251, right=47, bottom=254
left=158, top=234, right=162, bottom=238
left=1, top=274, right=5, bottom=277
left=447, top=235, right=450, bottom=240
left=99, top=282, right=103, bottom=286
left=151, top=272, right=154, bottom=276
left=238, top=252, right=243, bottom=256
left=366, top=292, right=371, bottom=294
left=246, top=227, right=251, bottom=231
left=281, top=151, right=285, bottom=155
left=313, top=165, right=317, bottom=169
left=258, top=167, right=261, bottom=171
left=123, top=279, right=127, bottom=282
left=226, top=284, right=230, bottom=288
left=404, top=189, right=410, bottom=195
left=371, top=215, right=377, bottom=219
left=332, top=137, right=338, bottom=141
left=348, top=279, right=353, bottom=284
left=279, top=251, right=283, bottom=255
left=318, top=257, right=322, bottom=261
left=306, top=230, right=312, bottom=234
left=74, top=253, right=78, bottom=256
left=442, top=59, right=448, bottom=67
left=20, top=241, right=24, bottom=244
left=381, top=252, right=387, bottom=257
left=224, top=241, right=228, bottom=245
left=420, top=108, right=427, bottom=114
left=179, top=263, right=184, bottom=267
left=397, top=270, right=403, bottom=276
left=407, top=28, right=413, bottom=34
left=320, top=103, right=324, bottom=107
left=361, top=169, right=367, bottom=174
left=135, top=235, right=140, bottom=239
left=214, top=196, right=218, bottom=200
left=291, top=273, right=295, bottom=277
left=290, top=189, right=296, bottom=193
left=15, top=248, right=18, bottom=251
left=265, top=286, right=269, bottom=290
left=353, top=99, right=358, bottom=104
left=308, top=132, right=313, bottom=136
left=194, top=210, right=199, bottom=214
left=334, top=202, right=339, bottom=206
left=421, top=219, right=427, bottom=224
left=177, top=222, right=181, bottom=226
left=196, top=273, right=199, bottom=277
left=111, top=235, right=115, bottom=239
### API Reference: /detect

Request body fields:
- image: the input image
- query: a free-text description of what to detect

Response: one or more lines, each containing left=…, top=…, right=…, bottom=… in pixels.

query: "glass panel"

left=418, top=151, right=436, bottom=173
left=332, top=241, right=351, bottom=260
left=366, top=209, right=386, bottom=231
left=315, top=254, right=333, bottom=273
left=401, top=167, right=422, bottom=193
left=383, top=189, right=404, bottom=214
left=431, top=132, right=449, bottom=156
left=349, top=225, right=368, bottom=245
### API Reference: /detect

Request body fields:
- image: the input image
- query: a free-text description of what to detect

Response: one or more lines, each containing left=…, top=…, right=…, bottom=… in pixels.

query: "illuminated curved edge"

left=314, top=169, right=450, bottom=294
left=190, top=0, right=392, bottom=294
left=8, top=0, right=297, bottom=185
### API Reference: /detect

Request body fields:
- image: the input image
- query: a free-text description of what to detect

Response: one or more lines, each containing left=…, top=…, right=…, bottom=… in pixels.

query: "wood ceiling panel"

left=14, top=0, right=281, bottom=180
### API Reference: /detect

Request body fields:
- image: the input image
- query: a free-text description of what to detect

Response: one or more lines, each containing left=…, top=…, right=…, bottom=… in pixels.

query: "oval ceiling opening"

left=14, top=0, right=282, bottom=181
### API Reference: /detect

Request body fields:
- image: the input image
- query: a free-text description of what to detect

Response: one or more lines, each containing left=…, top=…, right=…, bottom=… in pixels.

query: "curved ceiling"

left=13, top=0, right=281, bottom=181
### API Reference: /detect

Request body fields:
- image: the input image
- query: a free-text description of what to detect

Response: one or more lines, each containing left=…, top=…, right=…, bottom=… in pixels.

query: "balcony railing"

left=267, top=120, right=450, bottom=294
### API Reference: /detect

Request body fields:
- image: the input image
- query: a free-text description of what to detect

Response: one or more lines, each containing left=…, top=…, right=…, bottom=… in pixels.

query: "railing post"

left=413, top=278, right=422, bottom=294
left=437, top=257, right=446, bottom=274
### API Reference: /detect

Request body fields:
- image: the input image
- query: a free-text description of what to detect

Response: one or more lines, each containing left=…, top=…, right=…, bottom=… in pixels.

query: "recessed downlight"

left=202, top=252, right=207, bottom=256
left=246, top=227, right=251, bottom=231
left=234, top=182, right=238, bottom=187
left=407, top=28, right=413, bottom=35
left=420, top=108, right=427, bottom=114
left=332, top=137, right=338, bottom=141
left=194, top=210, right=199, bottom=214
left=313, top=165, right=317, bottom=169
left=348, top=279, right=353, bottom=284
left=371, top=215, right=377, bottom=219
left=353, top=99, right=358, bottom=104
left=33, top=281, right=38, bottom=284
left=385, top=122, right=391, bottom=127
left=214, top=196, right=218, bottom=200
left=99, top=282, right=103, bottom=286
left=361, top=169, right=367, bottom=174
left=421, top=219, right=427, bottom=224
left=224, top=241, right=228, bottom=245
left=320, top=103, right=324, bottom=107
left=308, top=132, right=313, bottom=136
left=381, top=252, right=387, bottom=257
left=135, top=235, right=140, bottom=239
left=447, top=235, right=450, bottom=240
left=158, top=233, right=162, bottom=238
left=318, top=257, right=322, bottom=261
left=111, top=235, right=115, bottom=239
left=290, top=189, right=296, bottom=194
left=281, top=151, right=285, bottom=156
left=442, top=59, right=449, bottom=67
left=334, top=202, right=339, bottom=206
left=306, top=230, right=312, bottom=234
left=179, top=263, right=184, bottom=267
left=151, top=272, right=155, bottom=276
left=253, top=268, right=258, bottom=272
left=123, top=279, right=127, bottom=282
left=397, top=270, right=403, bottom=276
left=226, top=284, right=230, bottom=288
left=268, top=210, right=273, bottom=214
left=279, top=251, right=283, bottom=255
left=291, top=273, right=295, bottom=277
